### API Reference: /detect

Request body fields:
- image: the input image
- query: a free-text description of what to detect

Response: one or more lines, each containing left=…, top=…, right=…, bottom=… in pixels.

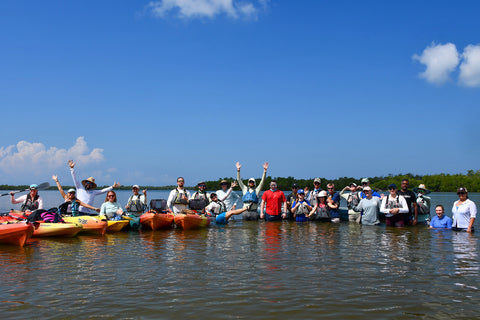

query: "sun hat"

left=132, top=185, right=140, bottom=189
left=219, top=179, right=229, bottom=186
left=457, top=187, right=468, bottom=194
left=363, top=186, right=372, bottom=191
left=413, top=184, right=431, bottom=194
left=297, top=189, right=305, bottom=194
left=318, top=190, right=328, bottom=197
left=248, top=178, right=256, bottom=184
left=361, top=178, right=370, bottom=184
left=81, top=177, right=97, bottom=188
left=349, top=182, right=357, bottom=187
left=197, top=181, right=206, bottom=186
left=67, top=188, right=76, bottom=193
left=29, top=184, right=38, bottom=190
left=314, top=178, right=321, bottom=184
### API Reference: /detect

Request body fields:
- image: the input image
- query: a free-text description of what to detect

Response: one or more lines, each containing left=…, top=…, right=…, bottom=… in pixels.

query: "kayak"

left=63, top=216, right=107, bottom=236
left=32, top=222, right=83, bottom=237
left=140, top=212, right=174, bottom=230
left=97, top=215, right=130, bottom=232
left=174, top=213, right=210, bottom=230
left=0, top=223, right=34, bottom=246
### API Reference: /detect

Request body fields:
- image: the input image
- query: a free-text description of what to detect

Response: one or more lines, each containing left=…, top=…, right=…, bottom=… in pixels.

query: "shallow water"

left=0, top=191, right=479, bottom=319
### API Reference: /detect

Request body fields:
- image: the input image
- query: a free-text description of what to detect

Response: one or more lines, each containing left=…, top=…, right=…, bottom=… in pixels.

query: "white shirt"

left=452, top=199, right=477, bottom=229
left=167, top=188, right=191, bottom=214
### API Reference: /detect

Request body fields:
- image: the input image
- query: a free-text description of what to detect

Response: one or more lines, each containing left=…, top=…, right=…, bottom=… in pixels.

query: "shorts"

left=215, top=212, right=228, bottom=224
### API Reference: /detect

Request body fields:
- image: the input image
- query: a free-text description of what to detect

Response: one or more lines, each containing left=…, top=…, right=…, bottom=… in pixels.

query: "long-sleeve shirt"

left=380, top=194, right=409, bottom=217
left=237, top=169, right=267, bottom=210
left=452, top=199, right=477, bottom=229
left=216, top=188, right=240, bottom=211
left=11, top=194, right=44, bottom=210
left=70, top=168, right=112, bottom=215
left=167, top=188, right=191, bottom=214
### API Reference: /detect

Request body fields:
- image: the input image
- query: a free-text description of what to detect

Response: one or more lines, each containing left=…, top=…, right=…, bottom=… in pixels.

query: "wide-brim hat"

left=317, top=190, right=328, bottom=197
left=219, top=179, right=229, bottom=186
left=413, top=184, right=431, bottom=194
left=81, top=177, right=97, bottom=188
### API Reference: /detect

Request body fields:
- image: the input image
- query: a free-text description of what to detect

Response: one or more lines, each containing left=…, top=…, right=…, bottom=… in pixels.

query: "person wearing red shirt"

left=260, top=181, right=287, bottom=221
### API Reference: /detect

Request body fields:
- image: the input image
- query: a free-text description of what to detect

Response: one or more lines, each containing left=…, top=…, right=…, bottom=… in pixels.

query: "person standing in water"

left=236, top=161, right=268, bottom=220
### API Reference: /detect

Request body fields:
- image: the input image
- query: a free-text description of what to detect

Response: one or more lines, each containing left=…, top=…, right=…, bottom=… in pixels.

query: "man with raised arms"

left=236, top=161, right=268, bottom=220
left=68, top=160, right=120, bottom=215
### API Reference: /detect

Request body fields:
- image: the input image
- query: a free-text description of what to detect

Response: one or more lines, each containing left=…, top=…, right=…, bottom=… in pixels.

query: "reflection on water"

left=1, top=205, right=479, bottom=318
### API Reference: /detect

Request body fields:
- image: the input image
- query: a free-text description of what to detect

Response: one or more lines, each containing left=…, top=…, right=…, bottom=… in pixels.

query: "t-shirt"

left=327, top=191, right=341, bottom=218
left=397, top=190, right=416, bottom=217
left=262, top=189, right=286, bottom=216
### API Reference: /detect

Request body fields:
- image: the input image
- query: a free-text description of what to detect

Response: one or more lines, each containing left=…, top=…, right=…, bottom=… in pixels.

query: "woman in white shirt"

left=452, top=187, right=476, bottom=232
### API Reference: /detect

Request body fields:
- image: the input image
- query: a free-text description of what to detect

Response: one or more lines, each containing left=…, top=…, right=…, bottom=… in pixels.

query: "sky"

left=1, top=0, right=479, bottom=187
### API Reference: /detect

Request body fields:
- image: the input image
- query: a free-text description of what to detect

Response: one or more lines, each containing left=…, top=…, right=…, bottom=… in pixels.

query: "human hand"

left=263, top=162, right=269, bottom=170
left=68, top=160, right=75, bottom=168
left=95, top=208, right=100, bottom=213
left=52, top=175, right=58, bottom=182
left=231, top=181, right=238, bottom=188
left=142, top=189, right=147, bottom=195
left=236, top=162, right=241, bottom=170
left=112, top=182, right=120, bottom=188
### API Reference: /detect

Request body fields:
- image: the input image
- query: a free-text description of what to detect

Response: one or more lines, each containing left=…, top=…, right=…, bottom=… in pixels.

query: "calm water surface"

left=0, top=191, right=479, bottom=319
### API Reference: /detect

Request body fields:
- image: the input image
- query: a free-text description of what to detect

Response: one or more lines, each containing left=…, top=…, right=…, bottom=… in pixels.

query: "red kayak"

left=174, top=213, right=210, bottom=230
left=140, top=212, right=174, bottom=230
left=0, top=223, right=34, bottom=246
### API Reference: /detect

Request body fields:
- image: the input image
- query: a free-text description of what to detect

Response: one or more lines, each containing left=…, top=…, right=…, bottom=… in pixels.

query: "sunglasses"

left=292, top=187, right=298, bottom=189
left=107, top=194, right=115, bottom=197
left=199, top=184, right=206, bottom=187
left=389, top=188, right=396, bottom=191
left=457, top=192, right=466, bottom=195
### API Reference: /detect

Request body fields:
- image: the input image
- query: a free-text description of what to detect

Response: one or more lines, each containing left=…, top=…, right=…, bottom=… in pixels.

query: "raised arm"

left=218, top=181, right=237, bottom=201
left=52, top=175, right=67, bottom=199
left=256, top=162, right=268, bottom=194
left=68, top=160, right=82, bottom=189
left=236, top=162, right=247, bottom=193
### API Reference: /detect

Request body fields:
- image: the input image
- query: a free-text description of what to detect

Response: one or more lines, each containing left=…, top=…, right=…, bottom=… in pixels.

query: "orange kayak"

left=63, top=216, right=107, bottom=236
left=32, top=222, right=83, bottom=237
left=140, top=212, right=174, bottom=230
left=0, top=223, right=34, bottom=246
left=174, top=213, right=210, bottom=230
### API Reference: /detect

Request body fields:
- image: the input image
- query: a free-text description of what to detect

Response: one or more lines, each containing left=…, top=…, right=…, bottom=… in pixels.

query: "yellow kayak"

left=63, top=216, right=107, bottom=236
left=32, top=222, right=83, bottom=238
left=97, top=215, right=130, bottom=232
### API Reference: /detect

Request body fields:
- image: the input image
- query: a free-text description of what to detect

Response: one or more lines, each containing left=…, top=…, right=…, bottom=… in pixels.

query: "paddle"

left=0, top=182, right=50, bottom=197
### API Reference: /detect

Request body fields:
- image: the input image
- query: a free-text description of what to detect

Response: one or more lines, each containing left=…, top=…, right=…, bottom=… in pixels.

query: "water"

left=1, top=191, right=479, bottom=319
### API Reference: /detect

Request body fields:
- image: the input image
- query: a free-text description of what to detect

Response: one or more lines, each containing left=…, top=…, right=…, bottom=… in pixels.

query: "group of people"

left=7, top=161, right=477, bottom=232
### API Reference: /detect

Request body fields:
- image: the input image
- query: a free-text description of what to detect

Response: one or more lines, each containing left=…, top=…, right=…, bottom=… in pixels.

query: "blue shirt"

left=430, top=215, right=452, bottom=229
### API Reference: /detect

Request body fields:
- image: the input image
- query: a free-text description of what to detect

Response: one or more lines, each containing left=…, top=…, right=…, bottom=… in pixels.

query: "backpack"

left=150, top=199, right=167, bottom=212
left=189, top=199, right=207, bottom=211
left=27, top=208, right=64, bottom=223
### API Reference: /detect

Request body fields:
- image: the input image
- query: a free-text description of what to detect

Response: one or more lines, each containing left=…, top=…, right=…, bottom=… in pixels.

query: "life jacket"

left=385, top=194, right=404, bottom=209
left=127, top=194, right=146, bottom=213
left=242, top=189, right=259, bottom=203
left=295, top=201, right=310, bottom=216
left=211, top=200, right=226, bottom=215
left=347, top=191, right=361, bottom=210
left=312, top=203, right=330, bottom=220
left=21, top=194, right=40, bottom=211
left=173, top=188, right=189, bottom=205
left=309, top=190, right=321, bottom=206
left=416, top=195, right=430, bottom=215
left=59, top=200, right=80, bottom=216
left=192, top=192, right=210, bottom=204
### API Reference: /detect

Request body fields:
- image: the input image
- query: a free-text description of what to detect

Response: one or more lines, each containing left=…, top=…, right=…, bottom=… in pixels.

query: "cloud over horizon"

left=146, top=0, right=267, bottom=20
left=0, top=137, right=104, bottom=183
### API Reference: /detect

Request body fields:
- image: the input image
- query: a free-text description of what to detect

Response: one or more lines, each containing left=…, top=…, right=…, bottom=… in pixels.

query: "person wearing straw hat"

left=236, top=161, right=269, bottom=220
left=52, top=174, right=99, bottom=216
left=68, top=160, right=120, bottom=215
left=216, top=179, right=240, bottom=211
left=413, top=184, right=431, bottom=224
left=10, top=183, right=44, bottom=211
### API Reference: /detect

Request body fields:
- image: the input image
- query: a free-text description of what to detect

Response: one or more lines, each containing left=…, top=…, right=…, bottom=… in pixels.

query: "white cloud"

left=0, top=137, right=104, bottom=182
left=459, top=44, right=480, bottom=87
left=147, top=0, right=265, bottom=20
left=413, top=42, right=459, bottom=85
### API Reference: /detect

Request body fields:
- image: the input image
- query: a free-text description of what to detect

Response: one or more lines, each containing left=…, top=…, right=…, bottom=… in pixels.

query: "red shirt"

left=262, top=189, right=286, bottom=216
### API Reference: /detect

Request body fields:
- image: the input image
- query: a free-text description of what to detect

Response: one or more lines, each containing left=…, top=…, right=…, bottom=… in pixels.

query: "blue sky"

left=1, top=0, right=479, bottom=187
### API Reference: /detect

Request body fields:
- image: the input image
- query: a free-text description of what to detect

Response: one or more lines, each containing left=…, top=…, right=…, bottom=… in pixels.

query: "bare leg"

left=224, top=207, right=248, bottom=222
